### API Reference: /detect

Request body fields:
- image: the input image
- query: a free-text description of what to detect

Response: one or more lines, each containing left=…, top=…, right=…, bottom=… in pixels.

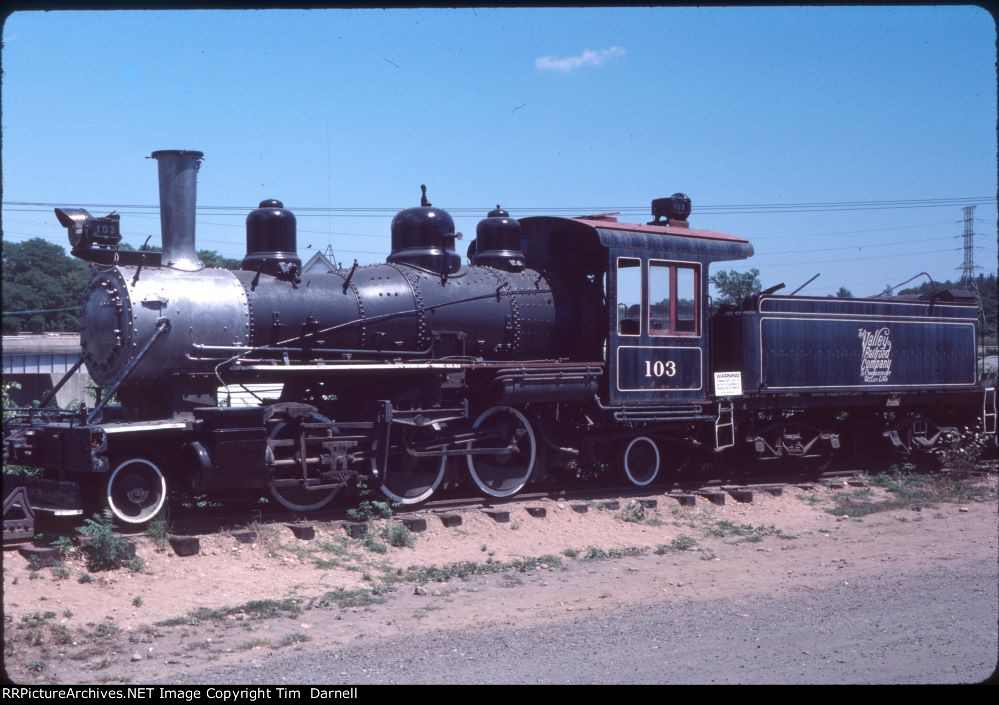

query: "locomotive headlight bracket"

left=55, top=207, right=91, bottom=248
left=55, top=207, right=122, bottom=250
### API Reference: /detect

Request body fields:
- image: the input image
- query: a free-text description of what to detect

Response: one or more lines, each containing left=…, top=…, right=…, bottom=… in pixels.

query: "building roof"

left=302, top=251, right=339, bottom=273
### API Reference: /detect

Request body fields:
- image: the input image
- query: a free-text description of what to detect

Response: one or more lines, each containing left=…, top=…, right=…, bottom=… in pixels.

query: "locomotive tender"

left=4, top=150, right=995, bottom=525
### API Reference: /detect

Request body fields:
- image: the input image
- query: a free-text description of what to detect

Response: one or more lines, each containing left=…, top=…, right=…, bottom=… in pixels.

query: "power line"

left=748, top=220, right=960, bottom=241
left=3, top=195, right=995, bottom=216
left=752, top=246, right=958, bottom=268
left=753, top=234, right=956, bottom=256
left=7, top=214, right=968, bottom=241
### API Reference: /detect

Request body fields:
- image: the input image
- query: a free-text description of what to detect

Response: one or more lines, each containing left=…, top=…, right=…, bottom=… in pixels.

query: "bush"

left=619, top=502, right=647, bottom=523
left=78, top=510, right=140, bottom=571
left=146, top=510, right=170, bottom=550
left=347, top=500, right=394, bottom=521
left=934, top=425, right=991, bottom=474
left=380, top=522, right=415, bottom=548
left=52, top=536, right=75, bottom=559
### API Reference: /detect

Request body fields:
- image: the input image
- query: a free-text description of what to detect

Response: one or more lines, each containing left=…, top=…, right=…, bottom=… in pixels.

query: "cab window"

left=617, top=257, right=642, bottom=336
left=648, top=260, right=700, bottom=336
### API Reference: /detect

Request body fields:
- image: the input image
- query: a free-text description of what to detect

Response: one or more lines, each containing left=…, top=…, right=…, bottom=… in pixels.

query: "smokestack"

left=150, top=150, right=204, bottom=271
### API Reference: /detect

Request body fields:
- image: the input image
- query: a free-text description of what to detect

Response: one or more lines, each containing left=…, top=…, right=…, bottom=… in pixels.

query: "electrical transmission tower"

left=959, top=205, right=979, bottom=284
left=958, top=205, right=985, bottom=373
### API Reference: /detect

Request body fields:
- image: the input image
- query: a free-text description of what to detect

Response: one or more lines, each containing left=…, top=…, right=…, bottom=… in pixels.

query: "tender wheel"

left=788, top=422, right=836, bottom=472
left=758, top=422, right=835, bottom=473
left=267, top=414, right=340, bottom=512
left=466, top=405, right=537, bottom=498
left=619, top=436, right=661, bottom=487
left=375, top=436, right=448, bottom=506
left=106, top=458, right=167, bottom=525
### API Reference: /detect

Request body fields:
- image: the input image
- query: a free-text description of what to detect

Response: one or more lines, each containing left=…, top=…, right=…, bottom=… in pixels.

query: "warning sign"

left=713, top=371, right=743, bottom=397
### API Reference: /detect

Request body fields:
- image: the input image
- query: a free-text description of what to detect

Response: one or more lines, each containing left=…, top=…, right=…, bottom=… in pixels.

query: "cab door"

left=609, top=253, right=705, bottom=405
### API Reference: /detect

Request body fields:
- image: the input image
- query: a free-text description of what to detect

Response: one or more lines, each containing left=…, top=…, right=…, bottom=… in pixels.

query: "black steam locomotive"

left=4, top=150, right=995, bottom=525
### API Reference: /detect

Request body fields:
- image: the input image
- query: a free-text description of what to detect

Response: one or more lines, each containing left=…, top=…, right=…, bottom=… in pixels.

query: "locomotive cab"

left=521, top=196, right=754, bottom=410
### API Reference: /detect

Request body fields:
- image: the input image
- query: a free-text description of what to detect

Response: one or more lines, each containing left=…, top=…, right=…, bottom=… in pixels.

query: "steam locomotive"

left=4, top=150, right=995, bottom=525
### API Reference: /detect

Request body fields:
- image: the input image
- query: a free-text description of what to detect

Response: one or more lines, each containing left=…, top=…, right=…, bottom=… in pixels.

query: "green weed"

left=619, top=501, right=662, bottom=526
left=707, top=521, right=795, bottom=542
left=78, top=511, right=140, bottom=572
left=582, top=546, right=646, bottom=561
left=237, top=638, right=271, bottom=651
left=407, top=561, right=495, bottom=583
left=146, top=512, right=170, bottom=550
left=831, top=467, right=994, bottom=517
left=655, top=535, right=698, bottom=554
left=316, top=539, right=349, bottom=555
left=19, top=612, right=57, bottom=629
left=51, top=536, right=75, bottom=559
left=361, top=532, right=388, bottom=554
left=619, top=502, right=647, bottom=523
left=314, top=588, right=388, bottom=610
left=89, top=622, right=119, bottom=639
left=380, top=522, right=415, bottom=548
left=158, top=598, right=303, bottom=626
left=933, top=425, right=991, bottom=474
left=346, top=500, right=394, bottom=522
left=277, top=633, right=311, bottom=648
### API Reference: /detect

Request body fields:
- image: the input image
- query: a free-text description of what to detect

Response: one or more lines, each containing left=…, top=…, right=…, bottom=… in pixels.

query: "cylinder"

left=151, top=150, right=205, bottom=271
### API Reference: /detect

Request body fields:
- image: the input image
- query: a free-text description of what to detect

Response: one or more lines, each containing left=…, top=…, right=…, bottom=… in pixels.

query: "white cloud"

left=535, top=46, right=626, bottom=72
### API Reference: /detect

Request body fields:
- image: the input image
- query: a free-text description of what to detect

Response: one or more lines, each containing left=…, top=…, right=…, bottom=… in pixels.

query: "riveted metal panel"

left=80, top=266, right=250, bottom=386
left=758, top=317, right=977, bottom=391
left=238, top=269, right=363, bottom=350
left=352, top=265, right=419, bottom=353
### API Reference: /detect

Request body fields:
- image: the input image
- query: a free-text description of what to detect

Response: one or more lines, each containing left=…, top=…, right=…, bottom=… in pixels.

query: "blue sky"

left=2, top=6, right=996, bottom=297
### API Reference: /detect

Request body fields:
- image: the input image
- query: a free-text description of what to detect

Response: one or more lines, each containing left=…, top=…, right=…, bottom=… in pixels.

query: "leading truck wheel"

left=106, top=458, right=167, bottom=525
left=619, top=436, right=661, bottom=487
left=466, top=406, right=537, bottom=498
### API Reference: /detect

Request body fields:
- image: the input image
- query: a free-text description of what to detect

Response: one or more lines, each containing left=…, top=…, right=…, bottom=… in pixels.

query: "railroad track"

left=86, top=469, right=879, bottom=538
left=7, top=461, right=994, bottom=547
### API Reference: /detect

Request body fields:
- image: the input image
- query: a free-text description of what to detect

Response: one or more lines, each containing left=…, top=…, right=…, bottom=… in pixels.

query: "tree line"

left=709, top=267, right=997, bottom=344
left=1, top=237, right=240, bottom=334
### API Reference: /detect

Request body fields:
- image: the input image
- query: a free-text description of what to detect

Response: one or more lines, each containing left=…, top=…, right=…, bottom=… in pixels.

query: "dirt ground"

left=3, top=473, right=997, bottom=684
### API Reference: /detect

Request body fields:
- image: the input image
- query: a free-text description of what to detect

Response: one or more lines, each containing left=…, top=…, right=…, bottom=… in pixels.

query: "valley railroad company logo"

left=857, top=327, right=893, bottom=383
